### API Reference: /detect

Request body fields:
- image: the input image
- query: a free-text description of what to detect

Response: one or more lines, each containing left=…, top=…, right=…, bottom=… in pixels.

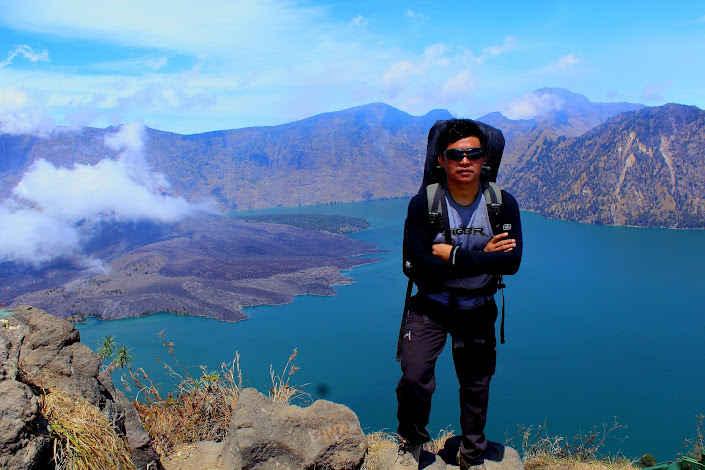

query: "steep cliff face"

left=504, top=104, right=705, bottom=228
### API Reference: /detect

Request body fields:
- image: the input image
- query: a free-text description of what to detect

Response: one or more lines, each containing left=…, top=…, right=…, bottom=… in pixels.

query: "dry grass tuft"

left=269, top=348, right=307, bottom=403
left=124, top=337, right=307, bottom=458
left=126, top=354, right=243, bottom=456
left=514, top=418, right=638, bottom=470
left=424, top=426, right=455, bottom=454
left=42, top=390, right=135, bottom=470
left=362, top=431, right=398, bottom=470
left=525, top=455, right=638, bottom=470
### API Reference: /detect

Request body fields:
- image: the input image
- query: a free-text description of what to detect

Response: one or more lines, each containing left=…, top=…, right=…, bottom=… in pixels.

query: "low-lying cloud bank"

left=0, top=122, right=213, bottom=266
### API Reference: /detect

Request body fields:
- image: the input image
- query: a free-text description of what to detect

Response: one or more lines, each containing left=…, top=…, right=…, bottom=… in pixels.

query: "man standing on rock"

left=396, top=119, right=522, bottom=469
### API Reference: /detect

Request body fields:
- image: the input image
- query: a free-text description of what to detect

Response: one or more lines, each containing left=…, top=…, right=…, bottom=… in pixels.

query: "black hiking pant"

left=396, top=294, right=497, bottom=464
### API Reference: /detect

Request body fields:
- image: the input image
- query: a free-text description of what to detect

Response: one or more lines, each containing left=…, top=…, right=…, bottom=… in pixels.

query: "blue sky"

left=0, top=0, right=703, bottom=135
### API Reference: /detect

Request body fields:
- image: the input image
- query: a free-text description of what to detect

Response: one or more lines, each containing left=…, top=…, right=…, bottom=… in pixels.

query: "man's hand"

left=432, top=243, right=453, bottom=262
left=484, top=232, right=516, bottom=252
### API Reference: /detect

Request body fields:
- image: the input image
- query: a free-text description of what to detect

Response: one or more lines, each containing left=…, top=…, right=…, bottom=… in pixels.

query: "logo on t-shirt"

left=450, top=227, right=486, bottom=236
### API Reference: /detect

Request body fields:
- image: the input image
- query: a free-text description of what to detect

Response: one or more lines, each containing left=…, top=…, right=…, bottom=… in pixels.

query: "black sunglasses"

left=442, top=147, right=485, bottom=161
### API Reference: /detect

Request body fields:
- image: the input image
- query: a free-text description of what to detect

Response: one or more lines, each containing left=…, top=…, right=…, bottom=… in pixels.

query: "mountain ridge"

left=1, top=90, right=703, bottom=228
left=504, top=103, right=705, bottom=227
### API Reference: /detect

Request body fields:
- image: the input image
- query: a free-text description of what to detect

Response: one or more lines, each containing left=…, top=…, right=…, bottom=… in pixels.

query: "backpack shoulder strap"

left=426, top=183, right=453, bottom=245
left=426, top=183, right=452, bottom=244
left=483, top=181, right=509, bottom=344
left=426, top=183, right=442, bottom=215
left=484, top=181, right=503, bottom=235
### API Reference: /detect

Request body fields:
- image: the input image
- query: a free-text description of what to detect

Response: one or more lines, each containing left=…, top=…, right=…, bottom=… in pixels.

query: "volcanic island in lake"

left=3, top=213, right=380, bottom=322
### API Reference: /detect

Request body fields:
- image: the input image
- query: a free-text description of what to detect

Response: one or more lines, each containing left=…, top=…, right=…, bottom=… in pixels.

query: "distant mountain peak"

left=531, top=87, right=592, bottom=106
left=478, top=87, right=645, bottom=139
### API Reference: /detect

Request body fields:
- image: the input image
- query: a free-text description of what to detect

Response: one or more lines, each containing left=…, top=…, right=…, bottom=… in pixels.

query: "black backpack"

left=398, top=119, right=508, bottom=360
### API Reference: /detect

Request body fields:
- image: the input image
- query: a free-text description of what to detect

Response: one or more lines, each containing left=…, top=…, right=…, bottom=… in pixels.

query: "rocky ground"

left=1, top=306, right=525, bottom=470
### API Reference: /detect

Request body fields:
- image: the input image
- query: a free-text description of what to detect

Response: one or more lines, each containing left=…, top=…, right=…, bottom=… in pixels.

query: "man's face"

left=438, top=135, right=486, bottom=187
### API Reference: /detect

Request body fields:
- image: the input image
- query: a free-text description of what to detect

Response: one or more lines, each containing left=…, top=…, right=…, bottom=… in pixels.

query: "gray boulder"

left=13, top=305, right=102, bottom=404
left=484, top=442, right=524, bottom=470
left=223, top=388, right=367, bottom=470
left=442, top=440, right=524, bottom=470
left=114, top=386, right=162, bottom=469
left=0, top=379, right=50, bottom=469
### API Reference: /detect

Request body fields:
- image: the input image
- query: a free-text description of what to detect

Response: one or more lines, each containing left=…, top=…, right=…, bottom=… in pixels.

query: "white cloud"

left=0, top=0, right=330, bottom=62
left=146, top=57, right=168, bottom=71
left=556, top=53, right=580, bottom=69
left=0, top=1, right=388, bottom=131
left=477, top=36, right=518, bottom=63
left=0, top=201, right=80, bottom=265
left=379, top=42, right=481, bottom=113
left=531, top=53, right=581, bottom=75
left=0, top=44, right=49, bottom=68
left=1, top=122, right=213, bottom=265
left=0, top=86, right=56, bottom=136
left=348, top=14, right=369, bottom=29
left=502, top=91, right=565, bottom=120
left=382, top=43, right=455, bottom=91
left=12, top=123, right=198, bottom=223
left=440, top=70, right=475, bottom=102
left=405, top=9, right=430, bottom=21
left=87, top=55, right=170, bottom=73
left=0, top=65, right=215, bottom=131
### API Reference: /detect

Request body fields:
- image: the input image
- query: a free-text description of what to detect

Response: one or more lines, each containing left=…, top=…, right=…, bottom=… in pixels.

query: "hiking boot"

left=394, top=440, right=422, bottom=468
left=457, top=450, right=486, bottom=470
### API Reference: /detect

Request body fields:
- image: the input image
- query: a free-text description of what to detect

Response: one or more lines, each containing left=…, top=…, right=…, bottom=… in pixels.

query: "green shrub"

left=638, top=454, right=656, bottom=468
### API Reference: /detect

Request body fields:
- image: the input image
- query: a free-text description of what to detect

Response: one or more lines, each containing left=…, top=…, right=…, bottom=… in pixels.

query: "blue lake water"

left=77, top=198, right=705, bottom=461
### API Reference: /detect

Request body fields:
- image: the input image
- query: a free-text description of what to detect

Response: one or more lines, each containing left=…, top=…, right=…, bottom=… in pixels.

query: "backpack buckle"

left=429, top=212, right=443, bottom=231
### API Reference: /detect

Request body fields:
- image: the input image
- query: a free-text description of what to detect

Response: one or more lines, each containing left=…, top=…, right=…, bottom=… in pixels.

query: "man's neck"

left=446, top=180, right=480, bottom=206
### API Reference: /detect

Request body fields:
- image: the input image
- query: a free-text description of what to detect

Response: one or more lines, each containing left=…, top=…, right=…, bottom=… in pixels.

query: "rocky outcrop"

left=0, top=306, right=161, bottom=469
left=222, top=388, right=367, bottom=470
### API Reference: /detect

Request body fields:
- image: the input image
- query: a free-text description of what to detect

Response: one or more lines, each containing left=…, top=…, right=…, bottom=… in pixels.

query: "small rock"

left=376, top=447, right=447, bottom=469
left=163, top=441, right=225, bottom=470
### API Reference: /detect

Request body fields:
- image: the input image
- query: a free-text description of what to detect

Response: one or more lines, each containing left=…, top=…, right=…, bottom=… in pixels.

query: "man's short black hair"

left=436, top=119, right=487, bottom=156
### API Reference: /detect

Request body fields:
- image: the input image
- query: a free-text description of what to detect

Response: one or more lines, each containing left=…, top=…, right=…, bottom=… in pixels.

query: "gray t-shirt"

left=423, top=191, right=494, bottom=309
